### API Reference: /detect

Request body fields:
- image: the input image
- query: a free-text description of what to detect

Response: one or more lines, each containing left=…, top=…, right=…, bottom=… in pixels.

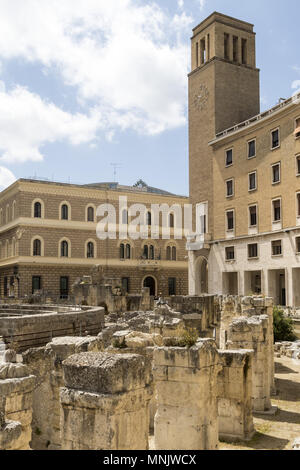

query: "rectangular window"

left=296, top=155, right=300, bottom=176
left=249, top=205, right=257, bottom=227
left=273, top=199, right=281, bottom=222
left=233, top=36, right=238, bottom=62
left=4, top=276, right=8, bottom=297
left=226, top=210, right=234, bottom=231
left=225, top=246, right=235, bottom=261
left=248, top=243, right=258, bottom=259
left=225, top=149, right=233, bottom=166
left=195, top=42, right=199, bottom=68
left=207, top=34, right=210, bottom=61
left=241, top=39, right=247, bottom=64
left=295, top=118, right=300, bottom=139
left=272, top=240, right=282, bottom=256
left=297, top=193, right=300, bottom=217
left=224, top=33, right=229, bottom=60
left=271, top=129, right=280, bottom=149
left=272, top=163, right=281, bottom=184
left=60, top=276, right=69, bottom=299
left=200, top=38, right=206, bottom=64
left=248, top=139, right=256, bottom=158
left=249, top=171, right=257, bottom=191
left=168, top=278, right=176, bottom=296
left=296, top=237, right=300, bottom=253
left=32, top=276, right=41, bottom=294
left=200, top=214, right=207, bottom=234
left=122, top=277, right=130, bottom=294
left=226, top=179, right=234, bottom=197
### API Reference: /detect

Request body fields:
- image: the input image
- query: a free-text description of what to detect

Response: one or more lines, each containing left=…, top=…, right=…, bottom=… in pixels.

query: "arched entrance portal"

left=143, top=276, right=156, bottom=297
left=194, top=256, right=208, bottom=295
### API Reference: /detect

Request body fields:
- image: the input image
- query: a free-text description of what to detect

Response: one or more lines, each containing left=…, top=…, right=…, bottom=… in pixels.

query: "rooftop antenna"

left=110, top=163, right=122, bottom=183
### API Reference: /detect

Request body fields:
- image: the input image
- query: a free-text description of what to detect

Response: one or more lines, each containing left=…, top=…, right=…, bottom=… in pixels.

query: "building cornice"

left=209, top=93, right=300, bottom=147
left=0, top=256, right=188, bottom=269
left=211, top=226, right=300, bottom=245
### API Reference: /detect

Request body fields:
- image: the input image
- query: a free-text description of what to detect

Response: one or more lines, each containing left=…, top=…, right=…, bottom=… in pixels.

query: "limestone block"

left=46, top=336, right=101, bottom=362
left=61, top=352, right=152, bottom=450
left=60, top=387, right=151, bottom=450
left=63, top=352, right=151, bottom=394
left=0, top=420, right=23, bottom=450
left=154, top=340, right=221, bottom=450
left=217, top=350, right=254, bottom=441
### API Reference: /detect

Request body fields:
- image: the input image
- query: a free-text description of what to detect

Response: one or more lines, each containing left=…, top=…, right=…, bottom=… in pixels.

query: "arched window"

left=34, top=202, right=42, bottom=218
left=6, top=205, right=10, bottom=224
left=122, top=210, right=128, bottom=224
left=120, top=243, right=131, bottom=260
left=87, top=241, right=94, bottom=258
left=172, top=246, right=177, bottom=261
left=120, top=243, right=125, bottom=259
left=12, top=238, right=16, bottom=257
left=169, top=213, right=174, bottom=228
left=61, top=240, right=69, bottom=257
left=166, top=246, right=171, bottom=260
left=61, top=204, right=69, bottom=220
left=33, top=239, right=41, bottom=256
left=12, top=201, right=16, bottom=220
left=143, top=245, right=149, bottom=259
left=87, top=206, right=94, bottom=222
left=147, top=211, right=152, bottom=226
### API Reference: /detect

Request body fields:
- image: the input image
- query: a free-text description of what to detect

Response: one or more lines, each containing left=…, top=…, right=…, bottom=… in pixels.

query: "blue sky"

left=0, top=0, right=299, bottom=196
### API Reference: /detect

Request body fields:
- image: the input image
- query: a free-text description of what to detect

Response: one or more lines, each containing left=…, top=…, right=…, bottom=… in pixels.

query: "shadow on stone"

left=275, top=361, right=298, bottom=375
left=275, top=378, right=300, bottom=402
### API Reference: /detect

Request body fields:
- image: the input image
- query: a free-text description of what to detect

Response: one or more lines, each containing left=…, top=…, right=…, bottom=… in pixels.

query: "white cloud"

left=0, top=0, right=193, bottom=139
left=292, top=80, right=300, bottom=89
left=198, top=0, right=206, bottom=9
left=0, top=85, right=101, bottom=163
left=0, top=166, right=16, bottom=190
left=178, top=0, right=184, bottom=9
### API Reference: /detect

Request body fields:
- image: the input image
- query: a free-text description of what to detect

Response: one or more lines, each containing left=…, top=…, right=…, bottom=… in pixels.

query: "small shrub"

left=178, top=327, right=199, bottom=348
left=273, top=307, right=296, bottom=342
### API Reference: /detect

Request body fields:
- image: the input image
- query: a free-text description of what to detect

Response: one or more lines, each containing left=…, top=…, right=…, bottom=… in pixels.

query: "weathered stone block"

left=63, top=352, right=151, bottom=394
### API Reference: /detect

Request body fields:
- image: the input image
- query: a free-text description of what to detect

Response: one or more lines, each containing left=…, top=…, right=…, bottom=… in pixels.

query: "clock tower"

left=189, top=12, right=260, bottom=231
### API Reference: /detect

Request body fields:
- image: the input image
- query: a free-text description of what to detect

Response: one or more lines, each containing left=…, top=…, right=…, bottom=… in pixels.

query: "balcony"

left=186, top=233, right=212, bottom=251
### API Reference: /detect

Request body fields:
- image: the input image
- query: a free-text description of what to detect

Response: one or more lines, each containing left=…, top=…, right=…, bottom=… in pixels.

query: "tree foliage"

left=273, top=307, right=296, bottom=342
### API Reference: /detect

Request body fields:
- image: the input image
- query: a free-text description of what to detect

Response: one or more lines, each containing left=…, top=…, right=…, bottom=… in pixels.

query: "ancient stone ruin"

left=72, top=269, right=153, bottom=313
left=0, top=294, right=295, bottom=450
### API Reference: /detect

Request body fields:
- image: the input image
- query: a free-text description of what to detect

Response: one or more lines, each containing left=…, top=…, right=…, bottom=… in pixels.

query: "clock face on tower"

left=193, top=84, right=209, bottom=111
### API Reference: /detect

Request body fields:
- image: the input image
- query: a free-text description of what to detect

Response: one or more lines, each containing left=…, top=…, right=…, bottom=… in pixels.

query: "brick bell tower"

left=189, top=11, right=260, bottom=231
left=187, top=12, right=260, bottom=295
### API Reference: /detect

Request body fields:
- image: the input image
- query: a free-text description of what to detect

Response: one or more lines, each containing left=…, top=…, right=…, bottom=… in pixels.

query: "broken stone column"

left=0, top=351, right=36, bottom=450
left=0, top=394, right=24, bottom=451
left=217, top=350, right=254, bottom=442
left=219, top=296, right=241, bottom=349
left=241, top=296, right=275, bottom=395
left=23, top=336, right=102, bottom=450
left=153, top=339, right=222, bottom=450
left=107, top=330, right=162, bottom=433
left=60, top=352, right=152, bottom=450
left=227, top=316, right=272, bottom=412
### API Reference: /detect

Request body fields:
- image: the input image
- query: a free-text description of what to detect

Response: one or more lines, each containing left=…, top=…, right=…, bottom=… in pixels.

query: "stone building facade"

left=0, top=179, right=188, bottom=300
left=187, top=12, right=300, bottom=307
